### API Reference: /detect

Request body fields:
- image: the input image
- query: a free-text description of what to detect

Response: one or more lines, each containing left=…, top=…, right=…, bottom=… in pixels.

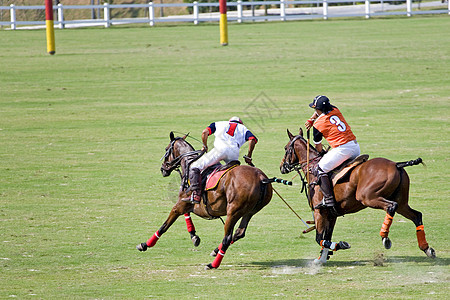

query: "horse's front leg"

left=136, top=200, right=190, bottom=251
left=184, top=213, right=201, bottom=247
left=314, top=210, right=350, bottom=264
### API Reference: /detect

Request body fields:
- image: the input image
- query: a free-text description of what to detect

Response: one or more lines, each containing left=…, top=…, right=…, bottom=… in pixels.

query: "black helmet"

left=309, top=95, right=330, bottom=111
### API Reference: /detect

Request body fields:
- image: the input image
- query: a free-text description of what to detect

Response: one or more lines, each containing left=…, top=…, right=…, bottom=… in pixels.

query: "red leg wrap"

left=146, top=231, right=160, bottom=247
left=184, top=213, right=195, bottom=233
left=416, top=225, right=429, bottom=251
left=380, top=214, right=394, bottom=238
left=211, top=249, right=225, bottom=268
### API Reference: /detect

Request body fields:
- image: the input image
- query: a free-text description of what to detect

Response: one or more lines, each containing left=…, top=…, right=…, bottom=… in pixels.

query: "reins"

left=283, top=134, right=321, bottom=210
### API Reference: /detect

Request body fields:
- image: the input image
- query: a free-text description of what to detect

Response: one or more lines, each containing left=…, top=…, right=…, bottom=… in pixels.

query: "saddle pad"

left=205, top=164, right=239, bottom=191
left=332, top=154, right=369, bottom=185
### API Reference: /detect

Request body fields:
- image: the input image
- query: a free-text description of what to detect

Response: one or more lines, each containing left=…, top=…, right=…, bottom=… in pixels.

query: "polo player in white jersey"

left=188, top=116, right=258, bottom=204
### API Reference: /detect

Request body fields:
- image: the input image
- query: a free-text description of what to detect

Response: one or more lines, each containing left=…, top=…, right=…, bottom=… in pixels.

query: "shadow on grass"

left=248, top=255, right=449, bottom=269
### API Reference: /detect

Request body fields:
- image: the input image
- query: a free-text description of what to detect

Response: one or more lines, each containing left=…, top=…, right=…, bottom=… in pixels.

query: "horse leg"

left=206, top=212, right=242, bottom=269
left=313, top=211, right=351, bottom=264
left=184, top=213, right=200, bottom=247
left=396, top=205, right=436, bottom=258
left=232, top=214, right=253, bottom=243
left=210, top=214, right=252, bottom=257
left=379, top=202, right=398, bottom=249
left=136, top=201, right=188, bottom=251
left=357, top=186, right=400, bottom=250
left=392, top=168, right=435, bottom=258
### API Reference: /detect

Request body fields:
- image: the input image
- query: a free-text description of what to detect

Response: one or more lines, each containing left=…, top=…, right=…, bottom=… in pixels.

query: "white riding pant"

left=318, top=140, right=360, bottom=173
left=190, top=146, right=240, bottom=171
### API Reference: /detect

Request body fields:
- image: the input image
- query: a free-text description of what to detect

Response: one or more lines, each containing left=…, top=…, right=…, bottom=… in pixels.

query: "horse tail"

left=261, top=177, right=292, bottom=186
left=396, top=157, right=425, bottom=169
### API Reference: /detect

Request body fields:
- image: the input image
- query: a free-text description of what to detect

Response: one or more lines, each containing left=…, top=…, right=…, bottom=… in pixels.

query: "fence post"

left=365, top=0, right=370, bottom=19
left=58, top=3, right=65, bottom=29
left=280, top=0, right=286, bottom=21
left=104, top=3, right=110, bottom=28
left=237, top=0, right=243, bottom=23
left=193, top=2, right=199, bottom=25
left=323, top=0, right=328, bottom=20
left=10, top=4, right=16, bottom=30
left=149, top=2, right=154, bottom=26
left=406, top=0, right=412, bottom=17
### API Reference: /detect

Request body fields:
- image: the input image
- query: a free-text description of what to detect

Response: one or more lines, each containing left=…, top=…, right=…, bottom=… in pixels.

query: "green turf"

left=1, top=16, right=449, bottom=298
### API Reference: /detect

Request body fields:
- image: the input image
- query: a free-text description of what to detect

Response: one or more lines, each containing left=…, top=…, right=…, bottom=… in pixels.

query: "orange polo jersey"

left=313, top=107, right=356, bottom=148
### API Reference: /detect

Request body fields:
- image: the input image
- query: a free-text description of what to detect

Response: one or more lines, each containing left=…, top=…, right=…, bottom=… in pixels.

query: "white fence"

left=1, top=1, right=449, bottom=30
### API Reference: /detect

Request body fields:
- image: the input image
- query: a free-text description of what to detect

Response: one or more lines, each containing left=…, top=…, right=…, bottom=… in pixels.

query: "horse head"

left=280, top=128, right=316, bottom=174
left=160, top=132, right=193, bottom=177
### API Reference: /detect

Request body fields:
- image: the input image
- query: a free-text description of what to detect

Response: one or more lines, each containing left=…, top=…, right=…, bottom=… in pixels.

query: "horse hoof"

left=191, top=235, right=201, bottom=247
left=382, top=237, right=392, bottom=250
left=313, top=248, right=330, bottom=264
left=424, top=247, right=436, bottom=258
left=205, top=263, right=215, bottom=270
left=136, top=243, right=147, bottom=252
left=313, top=257, right=327, bottom=265
left=338, top=241, right=351, bottom=250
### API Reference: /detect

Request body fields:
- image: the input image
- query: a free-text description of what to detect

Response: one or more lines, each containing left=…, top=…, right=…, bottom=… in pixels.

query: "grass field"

left=1, top=16, right=449, bottom=298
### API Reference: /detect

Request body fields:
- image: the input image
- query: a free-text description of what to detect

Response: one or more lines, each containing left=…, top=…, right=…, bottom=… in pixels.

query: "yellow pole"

left=45, top=0, right=55, bottom=55
left=219, top=0, right=228, bottom=46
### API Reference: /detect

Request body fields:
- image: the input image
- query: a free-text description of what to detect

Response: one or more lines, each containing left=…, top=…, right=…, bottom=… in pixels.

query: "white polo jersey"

left=208, top=121, right=257, bottom=150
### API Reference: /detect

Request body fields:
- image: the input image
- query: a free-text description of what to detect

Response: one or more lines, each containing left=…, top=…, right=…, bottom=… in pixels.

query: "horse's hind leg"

left=206, top=211, right=243, bottom=269
left=210, top=214, right=253, bottom=257
left=184, top=213, right=200, bottom=247
left=396, top=205, right=435, bottom=258
left=393, top=169, right=435, bottom=258
left=232, top=214, right=253, bottom=243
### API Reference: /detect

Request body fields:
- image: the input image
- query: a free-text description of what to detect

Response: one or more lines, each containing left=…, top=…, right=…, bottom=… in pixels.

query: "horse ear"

left=170, top=131, right=175, bottom=141
left=287, top=129, right=294, bottom=140
left=182, top=132, right=190, bottom=140
left=299, top=127, right=303, bottom=137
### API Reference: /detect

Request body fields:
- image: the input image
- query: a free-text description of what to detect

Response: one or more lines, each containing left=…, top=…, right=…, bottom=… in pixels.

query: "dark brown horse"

left=280, top=128, right=435, bottom=263
left=137, top=132, right=273, bottom=269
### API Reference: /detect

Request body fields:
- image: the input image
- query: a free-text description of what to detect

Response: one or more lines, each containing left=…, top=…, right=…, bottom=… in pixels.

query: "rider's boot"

left=314, top=173, right=337, bottom=214
left=189, top=168, right=202, bottom=204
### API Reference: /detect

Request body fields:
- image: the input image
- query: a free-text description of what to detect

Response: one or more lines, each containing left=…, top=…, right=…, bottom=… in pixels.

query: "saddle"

left=330, top=154, right=369, bottom=185
left=201, top=160, right=240, bottom=191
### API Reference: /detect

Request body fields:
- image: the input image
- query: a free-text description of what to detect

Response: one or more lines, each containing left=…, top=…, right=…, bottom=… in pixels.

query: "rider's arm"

left=313, top=127, right=323, bottom=153
left=246, top=138, right=256, bottom=158
left=201, top=128, right=209, bottom=152
left=305, top=112, right=319, bottom=130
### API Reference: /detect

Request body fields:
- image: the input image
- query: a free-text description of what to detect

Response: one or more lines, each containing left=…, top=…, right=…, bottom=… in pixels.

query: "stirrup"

left=314, top=198, right=334, bottom=209
left=190, top=193, right=201, bottom=204
left=181, top=194, right=200, bottom=204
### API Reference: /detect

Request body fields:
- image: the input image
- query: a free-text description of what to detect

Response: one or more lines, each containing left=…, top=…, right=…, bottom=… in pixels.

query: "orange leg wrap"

left=416, top=225, right=429, bottom=251
left=380, top=214, right=394, bottom=238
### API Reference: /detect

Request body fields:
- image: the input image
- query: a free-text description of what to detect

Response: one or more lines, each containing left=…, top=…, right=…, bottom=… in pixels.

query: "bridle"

left=282, top=135, right=321, bottom=203
left=161, top=137, right=204, bottom=188
left=282, top=135, right=320, bottom=174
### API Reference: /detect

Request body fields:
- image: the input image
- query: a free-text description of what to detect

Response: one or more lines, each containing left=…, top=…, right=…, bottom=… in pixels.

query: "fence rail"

left=1, top=0, right=448, bottom=29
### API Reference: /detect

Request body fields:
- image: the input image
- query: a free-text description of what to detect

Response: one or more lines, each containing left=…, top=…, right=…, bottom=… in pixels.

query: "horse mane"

left=293, top=134, right=321, bottom=156
left=174, top=136, right=195, bottom=151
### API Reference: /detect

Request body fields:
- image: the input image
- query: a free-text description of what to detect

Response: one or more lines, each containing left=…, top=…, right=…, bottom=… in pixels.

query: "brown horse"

left=280, top=128, right=435, bottom=263
left=137, top=132, right=273, bottom=269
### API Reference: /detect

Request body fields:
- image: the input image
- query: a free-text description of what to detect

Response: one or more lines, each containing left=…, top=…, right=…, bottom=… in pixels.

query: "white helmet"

left=229, top=116, right=243, bottom=124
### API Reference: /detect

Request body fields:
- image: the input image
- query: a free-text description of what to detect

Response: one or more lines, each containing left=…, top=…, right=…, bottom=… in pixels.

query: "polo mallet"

left=303, top=128, right=316, bottom=234
left=272, top=187, right=314, bottom=233
left=306, top=129, right=310, bottom=190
